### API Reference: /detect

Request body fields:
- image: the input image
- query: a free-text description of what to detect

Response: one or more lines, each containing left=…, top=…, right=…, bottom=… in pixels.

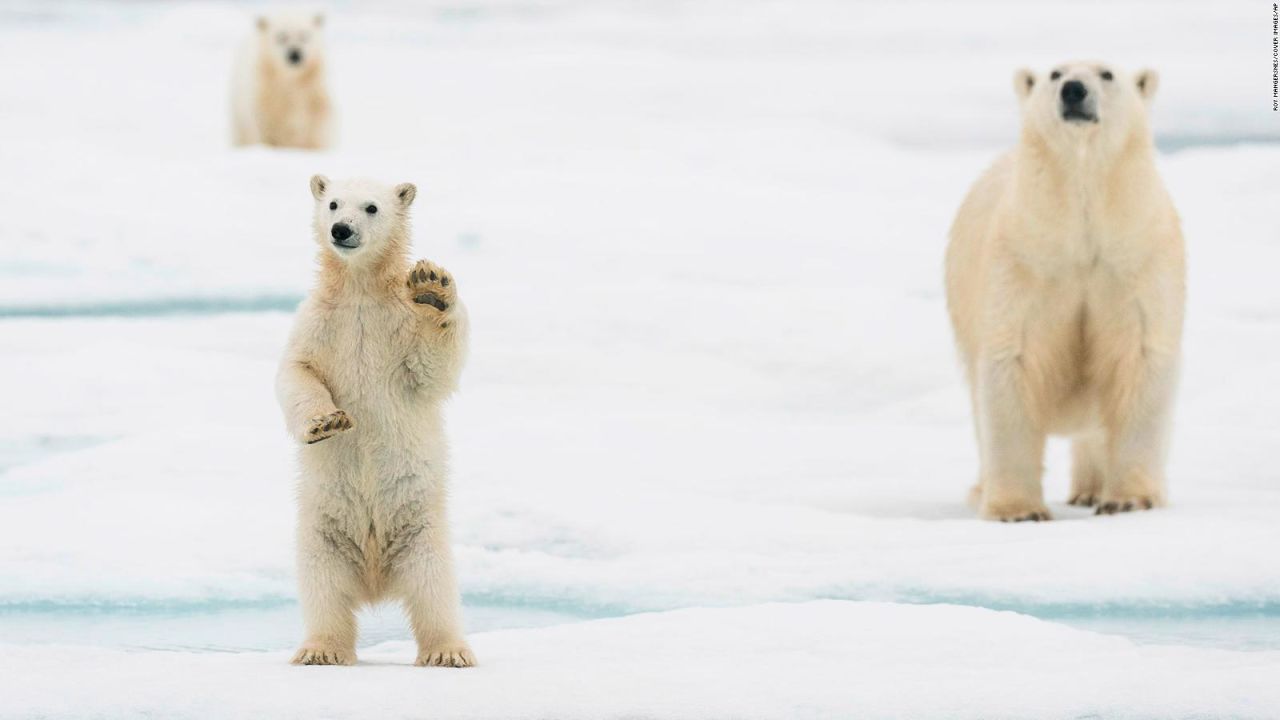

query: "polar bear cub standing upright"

left=277, top=175, right=474, bottom=666
left=945, top=62, right=1185, bottom=521
left=231, top=12, right=333, bottom=149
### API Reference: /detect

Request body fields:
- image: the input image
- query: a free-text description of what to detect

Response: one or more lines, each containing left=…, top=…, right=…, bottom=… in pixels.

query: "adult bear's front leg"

left=975, top=352, right=1051, bottom=522
left=1095, top=301, right=1180, bottom=515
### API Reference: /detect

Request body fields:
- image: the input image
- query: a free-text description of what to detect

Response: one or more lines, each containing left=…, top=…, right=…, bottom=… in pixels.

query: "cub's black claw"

left=414, top=294, right=449, bottom=311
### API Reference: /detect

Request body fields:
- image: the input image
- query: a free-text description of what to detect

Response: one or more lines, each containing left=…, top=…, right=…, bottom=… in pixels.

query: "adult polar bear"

left=277, top=175, right=474, bottom=666
left=946, top=62, right=1185, bottom=522
left=231, top=12, right=333, bottom=149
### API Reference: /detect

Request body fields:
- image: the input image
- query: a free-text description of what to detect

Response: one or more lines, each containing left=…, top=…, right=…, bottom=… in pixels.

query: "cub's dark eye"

left=365, top=205, right=378, bottom=215
left=328, top=201, right=337, bottom=210
left=1100, top=70, right=1114, bottom=81
left=1050, top=70, right=1062, bottom=81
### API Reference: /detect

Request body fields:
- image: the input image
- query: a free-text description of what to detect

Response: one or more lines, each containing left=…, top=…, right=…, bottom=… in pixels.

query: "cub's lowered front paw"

left=407, top=260, right=457, bottom=314
left=305, top=409, right=353, bottom=444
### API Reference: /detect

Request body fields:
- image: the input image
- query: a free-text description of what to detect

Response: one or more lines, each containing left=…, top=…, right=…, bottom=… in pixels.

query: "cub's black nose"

left=287, top=48, right=303, bottom=65
left=331, top=223, right=353, bottom=241
left=1061, top=80, right=1088, bottom=104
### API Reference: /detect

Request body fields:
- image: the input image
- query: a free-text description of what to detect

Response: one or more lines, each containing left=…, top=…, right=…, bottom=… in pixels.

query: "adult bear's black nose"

left=287, top=48, right=303, bottom=65
left=331, top=223, right=353, bottom=241
left=1061, top=80, right=1088, bottom=104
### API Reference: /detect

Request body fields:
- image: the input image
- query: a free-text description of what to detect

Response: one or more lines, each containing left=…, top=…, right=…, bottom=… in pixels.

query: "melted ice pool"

left=2, top=601, right=1277, bottom=654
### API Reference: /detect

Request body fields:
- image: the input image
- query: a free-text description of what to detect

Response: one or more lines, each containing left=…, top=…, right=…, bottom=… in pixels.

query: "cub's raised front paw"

left=305, top=410, right=353, bottom=444
left=415, top=642, right=476, bottom=668
left=1095, top=495, right=1157, bottom=515
left=407, top=260, right=457, bottom=314
left=291, top=644, right=355, bottom=666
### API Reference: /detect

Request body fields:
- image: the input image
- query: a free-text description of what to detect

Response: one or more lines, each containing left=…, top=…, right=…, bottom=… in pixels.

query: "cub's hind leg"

left=383, top=498, right=474, bottom=668
left=293, top=481, right=367, bottom=666
left=293, top=538, right=362, bottom=665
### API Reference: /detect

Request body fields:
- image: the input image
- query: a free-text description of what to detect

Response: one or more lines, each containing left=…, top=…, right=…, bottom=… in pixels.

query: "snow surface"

left=5, top=602, right=1280, bottom=720
left=1, top=0, right=1278, bottom=718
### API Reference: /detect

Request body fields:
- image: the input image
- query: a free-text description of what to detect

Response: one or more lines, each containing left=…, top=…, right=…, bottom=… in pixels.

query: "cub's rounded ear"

left=313, top=13, right=324, bottom=28
left=1136, top=68, right=1159, bottom=102
left=395, top=183, right=417, bottom=209
left=1013, top=68, right=1036, bottom=100
left=310, top=174, right=330, bottom=200
left=256, top=16, right=269, bottom=32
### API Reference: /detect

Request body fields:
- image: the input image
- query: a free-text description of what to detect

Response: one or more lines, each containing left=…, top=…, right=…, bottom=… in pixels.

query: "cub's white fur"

left=945, top=61, right=1185, bottom=521
left=277, top=175, right=473, bottom=666
left=231, top=12, right=333, bottom=149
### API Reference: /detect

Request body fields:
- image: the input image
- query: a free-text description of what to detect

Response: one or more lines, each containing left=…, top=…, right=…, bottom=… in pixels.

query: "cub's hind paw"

left=416, top=643, right=476, bottom=668
left=407, top=260, right=457, bottom=313
left=305, top=410, right=353, bottom=444
left=292, top=645, right=355, bottom=666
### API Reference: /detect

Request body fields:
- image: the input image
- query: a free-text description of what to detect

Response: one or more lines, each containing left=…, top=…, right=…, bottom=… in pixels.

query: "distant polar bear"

left=277, top=175, right=473, bottom=666
left=945, top=62, right=1185, bottom=522
left=231, top=12, right=333, bottom=149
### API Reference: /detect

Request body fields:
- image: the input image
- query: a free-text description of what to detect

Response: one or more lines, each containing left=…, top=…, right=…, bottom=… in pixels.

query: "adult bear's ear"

left=395, top=183, right=417, bottom=209
left=256, top=16, right=268, bottom=32
left=1013, top=68, right=1036, bottom=100
left=1135, top=69, right=1159, bottom=102
left=310, top=175, right=329, bottom=200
